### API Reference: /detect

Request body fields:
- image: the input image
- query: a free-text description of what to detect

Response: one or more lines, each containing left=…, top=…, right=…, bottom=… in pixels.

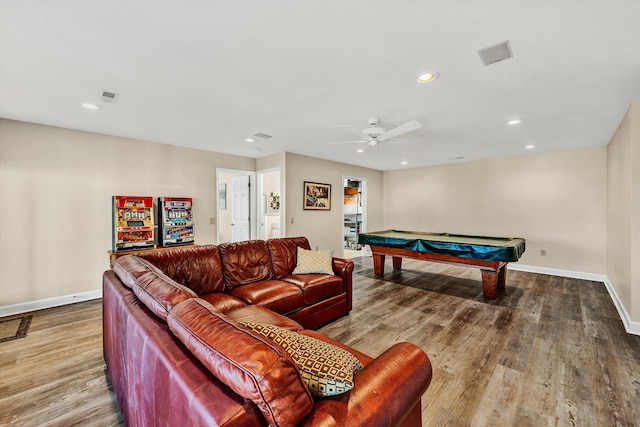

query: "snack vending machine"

left=112, top=196, right=155, bottom=251
left=157, top=197, right=195, bottom=246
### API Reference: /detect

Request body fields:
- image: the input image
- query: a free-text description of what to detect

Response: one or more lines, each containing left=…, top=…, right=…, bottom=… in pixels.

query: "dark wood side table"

left=108, top=245, right=195, bottom=268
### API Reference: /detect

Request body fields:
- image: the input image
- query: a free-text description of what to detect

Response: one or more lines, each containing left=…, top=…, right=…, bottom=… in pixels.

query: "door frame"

left=216, top=168, right=256, bottom=244
left=257, top=167, right=283, bottom=240
left=341, top=175, right=368, bottom=257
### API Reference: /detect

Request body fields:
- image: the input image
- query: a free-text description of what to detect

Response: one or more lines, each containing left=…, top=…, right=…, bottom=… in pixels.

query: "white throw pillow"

left=292, top=247, right=333, bottom=275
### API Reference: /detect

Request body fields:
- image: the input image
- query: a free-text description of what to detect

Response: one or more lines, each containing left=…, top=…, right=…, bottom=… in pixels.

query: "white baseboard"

left=602, top=277, right=640, bottom=336
left=510, top=264, right=639, bottom=336
left=0, top=290, right=102, bottom=317
left=509, top=263, right=607, bottom=282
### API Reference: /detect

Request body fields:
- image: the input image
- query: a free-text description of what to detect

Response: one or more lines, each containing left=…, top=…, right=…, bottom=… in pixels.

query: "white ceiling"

left=1, top=1, right=639, bottom=171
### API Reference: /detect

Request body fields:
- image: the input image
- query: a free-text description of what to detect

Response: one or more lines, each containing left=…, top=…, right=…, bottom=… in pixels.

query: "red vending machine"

left=112, top=196, right=155, bottom=251
left=157, top=197, right=195, bottom=246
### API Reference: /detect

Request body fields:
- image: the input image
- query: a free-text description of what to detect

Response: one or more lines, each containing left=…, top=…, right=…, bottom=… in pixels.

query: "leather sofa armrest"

left=332, top=257, right=354, bottom=312
left=302, top=342, right=432, bottom=427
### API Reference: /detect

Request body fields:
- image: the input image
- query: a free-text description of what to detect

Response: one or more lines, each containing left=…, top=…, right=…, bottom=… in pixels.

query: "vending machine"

left=112, top=196, right=155, bottom=251
left=157, top=197, right=195, bottom=246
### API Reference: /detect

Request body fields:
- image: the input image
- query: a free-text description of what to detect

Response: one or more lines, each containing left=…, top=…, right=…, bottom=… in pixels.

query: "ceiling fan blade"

left=386, top=139, right=417, bottom=146
left=379, top=120, right=422, bottom=140
left=324, top=140, right=367, bottom=145
left=344, top=126, right=368, bottom=138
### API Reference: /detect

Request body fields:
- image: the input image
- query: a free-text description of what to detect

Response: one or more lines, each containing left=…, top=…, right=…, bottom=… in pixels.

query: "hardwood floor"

left=1, top=257, right=639, bottom=426
left=0, top=299, right=123, bottom=427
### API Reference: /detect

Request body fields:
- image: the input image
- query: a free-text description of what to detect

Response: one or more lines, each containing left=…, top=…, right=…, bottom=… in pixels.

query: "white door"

left=231, top=175, right=250, bottom=242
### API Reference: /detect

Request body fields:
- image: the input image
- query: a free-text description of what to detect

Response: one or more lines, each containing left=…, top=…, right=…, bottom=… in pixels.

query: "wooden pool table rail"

left=369, top=245, right=508, bottom=299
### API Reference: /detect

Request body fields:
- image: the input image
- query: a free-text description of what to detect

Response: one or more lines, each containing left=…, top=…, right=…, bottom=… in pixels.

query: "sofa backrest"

left=218, top=240, right=274, bottom=289
left=136, top=245, right=225, bottom=295
left=267, top=237, right=311, bottom=278
left=113, top=254, right=163, bottom=289
left=168, top=298, right=314, bottom=426
left=114, top=255, right=197, bottom=320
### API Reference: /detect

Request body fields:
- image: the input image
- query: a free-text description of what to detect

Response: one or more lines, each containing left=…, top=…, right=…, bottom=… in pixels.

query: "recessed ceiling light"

left=81, top=103, right=101, bottom=110
left=417, top=72, right=440, bottom=83
left=524, top=144, right=536, bottom=150
left=244, top=138, right=255, bottom=143
left=356, top=149, right=364, bottom=153
left=507, top=119, right=523, bottom=126
left=401, top=161, right=408, bottom=165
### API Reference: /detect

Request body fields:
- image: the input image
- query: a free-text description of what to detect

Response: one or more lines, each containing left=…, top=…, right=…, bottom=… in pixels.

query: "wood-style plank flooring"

left=1, top=256, right=639, bottom=426
left=0, top=299, right=123, bottom=427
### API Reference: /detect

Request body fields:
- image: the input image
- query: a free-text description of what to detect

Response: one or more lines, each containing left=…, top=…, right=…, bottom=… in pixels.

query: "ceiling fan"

left=325, top=118, right=422, bottom=148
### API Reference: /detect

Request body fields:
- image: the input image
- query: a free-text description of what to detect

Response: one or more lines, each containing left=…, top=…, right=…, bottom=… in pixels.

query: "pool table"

left=358, top=230, right=526, bottom=299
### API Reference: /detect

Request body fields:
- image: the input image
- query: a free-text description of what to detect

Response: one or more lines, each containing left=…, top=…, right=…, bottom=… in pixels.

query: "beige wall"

left=0, top=119, right=254, bottom=306
left=3, top=112, right=638, bottom=329
left=284, top=152, right=384, bottom=255
left=383, top=147, right=608, bottom=273
left=607, top=102, right=640, bottom=323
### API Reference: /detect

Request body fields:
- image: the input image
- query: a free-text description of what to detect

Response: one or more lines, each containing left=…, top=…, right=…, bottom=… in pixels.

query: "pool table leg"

left=392, top=257, right=403, bottom=270
left=497, top=265, right=507, bottom=289
left=480, top=269, right=498, bottom=299
left=372, top=254, right=385, bottom=275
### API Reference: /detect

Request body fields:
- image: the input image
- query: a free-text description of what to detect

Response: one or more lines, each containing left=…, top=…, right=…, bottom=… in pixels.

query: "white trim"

left=0, top=290, right=102, bottom=317
left=509, top=263, right=606, bottom=282
left=510, top=264, right=639, bottom=336
left=602, top=277, right=640, bottom=336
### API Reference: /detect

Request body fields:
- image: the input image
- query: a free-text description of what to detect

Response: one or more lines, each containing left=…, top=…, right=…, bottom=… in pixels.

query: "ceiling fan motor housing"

left=363, top=126, right=386, bottom=138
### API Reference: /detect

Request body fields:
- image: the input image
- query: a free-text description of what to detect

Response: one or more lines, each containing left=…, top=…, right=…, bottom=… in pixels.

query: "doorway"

left=257, top=168, right=283, bottom=240
left=342, top=176, right=367, bottom=259
left=216, top=168, right=256, bottom=244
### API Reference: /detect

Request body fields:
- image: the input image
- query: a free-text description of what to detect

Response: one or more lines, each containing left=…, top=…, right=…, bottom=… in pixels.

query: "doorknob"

left=231, top=223, right=235, bottom=226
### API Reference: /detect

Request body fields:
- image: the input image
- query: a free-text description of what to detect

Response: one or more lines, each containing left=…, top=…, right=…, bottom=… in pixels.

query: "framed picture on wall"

left=303, top=181, right=331, bottom=210
left=267, top=192, right=280, bottom=214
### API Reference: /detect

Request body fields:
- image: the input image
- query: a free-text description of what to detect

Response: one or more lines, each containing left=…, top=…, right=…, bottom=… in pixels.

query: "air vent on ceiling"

left=100, top=90, right=119, bottom=103
left=253, top=133, right=273, bottom=139
left=477, top=40, right=513, bottom=66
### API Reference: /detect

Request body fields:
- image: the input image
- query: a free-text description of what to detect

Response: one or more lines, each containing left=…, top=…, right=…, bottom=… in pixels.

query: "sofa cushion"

left=292, top=247, right=334, bottom=275
left=114, top=255, right=161, bottom=289
left=267, top=237, right=311, bottom=278
left=241, top=322, right=364, bottom=397
left=132, top=266, right=198, bottom=321
left=218, top=240, right=274, bottom=289
left=282, top=274, right=344, bottom=306
left=226, top=306, right=304, bottom=332
left=199, top=292, right=247, bottom=313
left=167, top=298, right=314, bottom=427
left=231, top=280, right=304, bottom=315
left=136, top=245, right=225, bottom=295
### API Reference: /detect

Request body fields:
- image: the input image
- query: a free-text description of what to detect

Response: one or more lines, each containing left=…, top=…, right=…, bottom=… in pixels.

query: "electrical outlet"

left=210, top=217, right=215, bottom=225
left=540, top=249, right=546, bottom=256
left=291, top=217, right=294, bottom=224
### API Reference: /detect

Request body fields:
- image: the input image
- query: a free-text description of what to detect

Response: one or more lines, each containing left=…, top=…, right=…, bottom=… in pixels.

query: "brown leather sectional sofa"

left=103, top=237, right=433, bottom=426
